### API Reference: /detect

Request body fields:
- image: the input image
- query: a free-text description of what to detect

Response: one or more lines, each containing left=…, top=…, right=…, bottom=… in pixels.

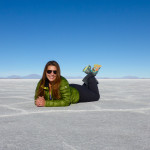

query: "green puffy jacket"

left=34, top=76, right=80, bottom=107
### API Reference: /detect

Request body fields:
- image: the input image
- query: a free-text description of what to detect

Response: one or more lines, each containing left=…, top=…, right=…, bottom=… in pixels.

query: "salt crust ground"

left=0, top=79, right=150, bottom=150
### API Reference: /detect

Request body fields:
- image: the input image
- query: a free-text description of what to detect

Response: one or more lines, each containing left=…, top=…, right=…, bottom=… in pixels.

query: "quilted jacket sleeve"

left=45, top=77, right=71, bottom=107
left=34, top=80, right=41, bottom=104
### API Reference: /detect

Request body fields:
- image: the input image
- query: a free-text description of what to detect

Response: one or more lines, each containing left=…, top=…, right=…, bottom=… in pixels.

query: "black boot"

left=82, top=73, right=99, bottom=86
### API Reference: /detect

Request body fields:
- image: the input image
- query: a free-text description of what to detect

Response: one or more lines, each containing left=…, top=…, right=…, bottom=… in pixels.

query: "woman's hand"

left=35, top=96, right=45, bottom=107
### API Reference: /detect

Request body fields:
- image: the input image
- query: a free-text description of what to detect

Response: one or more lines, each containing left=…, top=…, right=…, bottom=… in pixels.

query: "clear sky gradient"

left=0, top=0, right=150, bottom=78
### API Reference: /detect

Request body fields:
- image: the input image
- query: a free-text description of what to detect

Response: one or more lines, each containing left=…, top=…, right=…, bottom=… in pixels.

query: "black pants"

left=69, top=75, right=100, bottom=103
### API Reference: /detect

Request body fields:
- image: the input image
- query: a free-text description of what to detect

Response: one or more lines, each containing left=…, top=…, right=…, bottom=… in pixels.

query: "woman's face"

left=46, top=65, right=57, bottom=82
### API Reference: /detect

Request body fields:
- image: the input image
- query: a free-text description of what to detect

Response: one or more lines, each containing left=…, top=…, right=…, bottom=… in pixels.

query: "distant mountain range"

left=0, top=74, right=149, bottom=79
left=0, top=74, right=41, bottom=79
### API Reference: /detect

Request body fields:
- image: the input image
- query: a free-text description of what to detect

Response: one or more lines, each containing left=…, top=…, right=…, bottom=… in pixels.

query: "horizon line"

left=0, top=74, right=150, bottom=79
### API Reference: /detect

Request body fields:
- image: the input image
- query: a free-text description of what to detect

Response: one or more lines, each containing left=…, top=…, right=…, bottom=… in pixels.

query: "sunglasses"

left=47, top=70, right=57, bottom=74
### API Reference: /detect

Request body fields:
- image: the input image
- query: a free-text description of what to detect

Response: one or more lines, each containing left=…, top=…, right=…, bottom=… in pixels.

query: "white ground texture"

left=0, top=79, right=150, bottom=150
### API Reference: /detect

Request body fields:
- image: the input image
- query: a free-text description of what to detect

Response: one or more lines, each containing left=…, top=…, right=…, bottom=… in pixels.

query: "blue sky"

left=0, top=0, right=150, bottom=78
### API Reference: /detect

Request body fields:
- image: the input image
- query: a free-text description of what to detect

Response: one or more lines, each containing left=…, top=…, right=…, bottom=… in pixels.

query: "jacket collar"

left=41, top=85, right=49, bottom=90
left=41, top=78, right=49, bottom=90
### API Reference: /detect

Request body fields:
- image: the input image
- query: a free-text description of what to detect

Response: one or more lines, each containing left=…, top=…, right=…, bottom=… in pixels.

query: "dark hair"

left=37, top=60, right=61, bottom=99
